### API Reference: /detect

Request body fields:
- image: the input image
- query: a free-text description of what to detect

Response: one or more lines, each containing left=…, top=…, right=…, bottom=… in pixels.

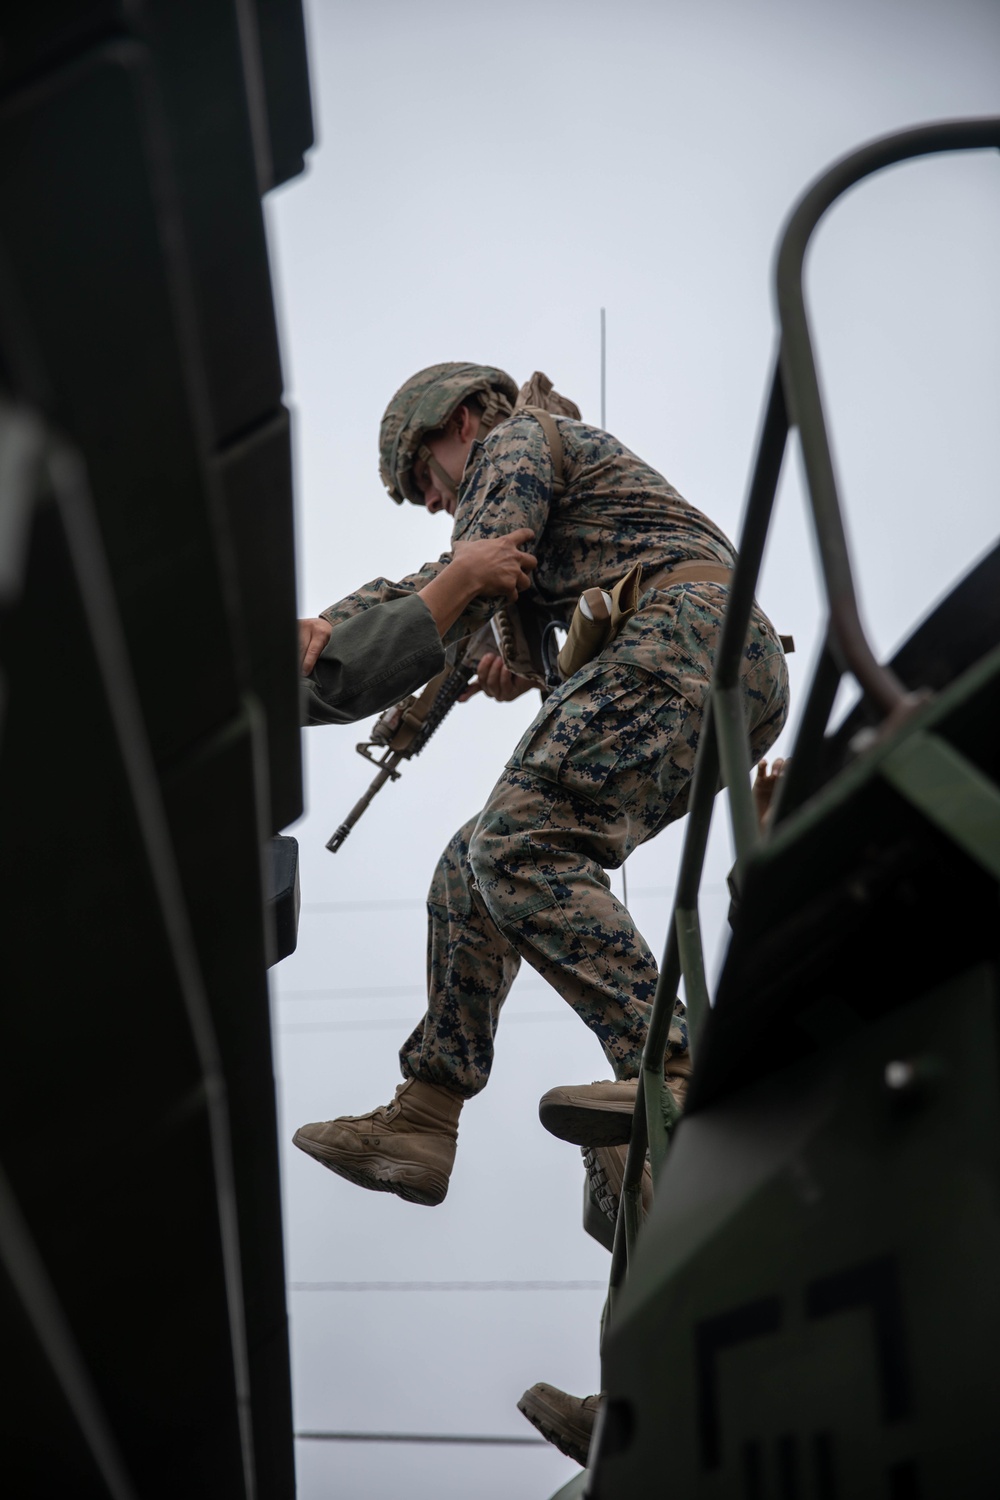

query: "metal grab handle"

left=777, top=116, right=1000, bottom=717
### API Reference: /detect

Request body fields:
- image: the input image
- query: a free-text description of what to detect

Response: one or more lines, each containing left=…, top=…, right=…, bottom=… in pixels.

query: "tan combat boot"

left=517, top=1383, right=601, bottom=1467
left=583, top=1143, right=653, bottom=1225
left=292, top=1077, right=461, bottom=1206
left=538, top=1052, right=691, bottom=1146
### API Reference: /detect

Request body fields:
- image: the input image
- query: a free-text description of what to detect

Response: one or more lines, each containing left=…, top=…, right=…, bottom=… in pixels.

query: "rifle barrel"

left=325, top=753, right=403, bottom=852
left=325, top=657, right=474, bottom=853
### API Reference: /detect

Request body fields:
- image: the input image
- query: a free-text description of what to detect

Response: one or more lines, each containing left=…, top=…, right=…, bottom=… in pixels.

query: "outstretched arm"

left=301, top=530, right=537, bottom=672
left=301, top=593, right=445, bottom=725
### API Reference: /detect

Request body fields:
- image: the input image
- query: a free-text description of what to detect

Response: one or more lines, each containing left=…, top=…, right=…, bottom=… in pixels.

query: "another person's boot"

left=292, top=1077, right=461, bottom=1206
left=538, top=1052, right=691, bottom=1146
left=582, top=1143, right=653, bottom=1225
left=517, top=1383, right=601, bottom=1467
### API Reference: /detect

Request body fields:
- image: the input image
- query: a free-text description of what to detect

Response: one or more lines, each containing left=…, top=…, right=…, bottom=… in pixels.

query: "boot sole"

left=583, top=1145, right=654, bottom=1225
left=292, top=1129, right=448, bottom=1207
left=538, top=1098, right=633, bottom=1147
left=516, top=1390, right=593, bottom=1468
left=582, top=1145, right=620, bottom=1225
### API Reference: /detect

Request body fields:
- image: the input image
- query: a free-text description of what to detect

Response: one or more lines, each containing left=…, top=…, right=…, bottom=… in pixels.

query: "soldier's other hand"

left=299, top=616, right=333, bottom=675
left=460, top=651, right=536, bottom=703
left=752, top=757, right=787, bottom=829
left=452, top=529, right=537, bottom=602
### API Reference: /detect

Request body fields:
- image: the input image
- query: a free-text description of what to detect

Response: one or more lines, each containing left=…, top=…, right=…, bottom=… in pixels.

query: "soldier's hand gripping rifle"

left=326, top=647, right=475, bottom=853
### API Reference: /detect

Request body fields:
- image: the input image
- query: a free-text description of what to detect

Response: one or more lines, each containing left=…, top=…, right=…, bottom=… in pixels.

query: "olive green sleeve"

left=301, top=593, right=445, bottom=726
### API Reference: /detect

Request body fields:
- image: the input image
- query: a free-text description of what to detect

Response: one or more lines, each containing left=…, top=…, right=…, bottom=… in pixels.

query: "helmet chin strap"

left=416, top=444, right=461, bottom=499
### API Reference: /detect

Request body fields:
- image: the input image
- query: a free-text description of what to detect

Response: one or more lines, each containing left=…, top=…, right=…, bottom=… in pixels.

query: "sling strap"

left=380, top=665, right=452, bottom=754
left=521, top=407, right=567, bottom=498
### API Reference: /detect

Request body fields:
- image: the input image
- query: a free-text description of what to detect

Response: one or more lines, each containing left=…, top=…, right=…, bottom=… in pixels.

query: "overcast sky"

left=265, top=3, right=999, bottom=1495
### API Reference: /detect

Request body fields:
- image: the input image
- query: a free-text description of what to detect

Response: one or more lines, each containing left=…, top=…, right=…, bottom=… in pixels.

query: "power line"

left=277, top=979, right=550, bottom=1002
left=601, top=302, right=627, bottom=918
left=301, top=898, right=425, bottom=914
left=296, top=1432, right=547, bottom=1447
left=281, top=1017, right=425, bottom=1035
left=298, top=884, right=729, bottom=923
left=280, top=984, right=425, bottom=996
left=288, top=1279, right=606, bottom=1292
left=279, top=1009, right=570, bottom=1036
left=279, top=983, right=427, bottom=1001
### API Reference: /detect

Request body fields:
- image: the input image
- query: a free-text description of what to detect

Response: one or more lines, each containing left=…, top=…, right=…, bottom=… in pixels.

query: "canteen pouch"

left=556, top=562, right=644, bottom=679
left=557, top=587, right=613, bottom=678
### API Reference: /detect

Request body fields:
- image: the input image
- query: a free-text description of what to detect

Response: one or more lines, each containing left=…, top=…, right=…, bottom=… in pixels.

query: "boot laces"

left=360, top=1085, right=406, bottom=1126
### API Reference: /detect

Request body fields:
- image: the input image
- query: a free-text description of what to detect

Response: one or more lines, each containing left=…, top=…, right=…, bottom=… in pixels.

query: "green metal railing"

left=601, top=116, right=1000, bottom=1327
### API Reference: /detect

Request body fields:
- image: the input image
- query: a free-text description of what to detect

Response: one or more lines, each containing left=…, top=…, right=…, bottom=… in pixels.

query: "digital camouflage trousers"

left=399, top=585, right=789, bottom=1099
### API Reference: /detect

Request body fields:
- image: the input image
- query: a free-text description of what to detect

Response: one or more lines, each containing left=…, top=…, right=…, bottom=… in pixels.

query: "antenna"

left=600, top=306, right=628, bottom=909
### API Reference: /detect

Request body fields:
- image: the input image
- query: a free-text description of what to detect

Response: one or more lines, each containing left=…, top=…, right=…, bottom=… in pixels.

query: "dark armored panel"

left=597, top=964, right=1000, bottom=1497
left=0, top=0, right=310, bottom=828
left=0, top=4, right=312, bottom=1495
left=0, top=411, right=255, bottom=1496
left=253, top=0, right=315, bottom=189
left=218, top=406, right=303, bottom=836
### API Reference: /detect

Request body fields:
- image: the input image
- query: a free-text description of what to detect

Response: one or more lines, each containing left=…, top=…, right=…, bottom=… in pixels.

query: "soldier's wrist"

left=418, top=567, right=475, bottom=637
left=442, top=550, right=482, bottom=602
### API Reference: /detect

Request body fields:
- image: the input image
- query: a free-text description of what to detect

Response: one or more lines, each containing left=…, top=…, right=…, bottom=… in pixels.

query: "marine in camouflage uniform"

left=319, top=367, right=788, bottom=1102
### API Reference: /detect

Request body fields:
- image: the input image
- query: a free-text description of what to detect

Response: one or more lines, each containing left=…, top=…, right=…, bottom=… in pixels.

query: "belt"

left=640, top=562, right=794, bottom=653
left=642, top=560, right=734, bottom=592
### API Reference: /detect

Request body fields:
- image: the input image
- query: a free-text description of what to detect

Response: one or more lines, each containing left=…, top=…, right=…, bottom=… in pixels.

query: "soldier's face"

left=414, top=405, right=481, bottom=516
left=414, top=441, right=460, bottom=516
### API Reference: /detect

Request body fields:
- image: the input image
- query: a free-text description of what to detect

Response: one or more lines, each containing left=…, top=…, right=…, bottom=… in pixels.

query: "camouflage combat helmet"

left=379, top=362, right=518, bottom=505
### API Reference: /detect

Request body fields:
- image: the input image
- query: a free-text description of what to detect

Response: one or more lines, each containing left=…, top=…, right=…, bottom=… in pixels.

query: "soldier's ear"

left=454, top=403, right=478, bottom=443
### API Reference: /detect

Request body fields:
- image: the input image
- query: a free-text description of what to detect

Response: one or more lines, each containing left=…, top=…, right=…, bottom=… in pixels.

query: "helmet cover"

left=379, top=362, right=518, bottom=505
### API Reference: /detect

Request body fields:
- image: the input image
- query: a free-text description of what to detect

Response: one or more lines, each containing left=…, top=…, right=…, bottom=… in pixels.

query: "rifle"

left=326, top=648, right=475, bottom=853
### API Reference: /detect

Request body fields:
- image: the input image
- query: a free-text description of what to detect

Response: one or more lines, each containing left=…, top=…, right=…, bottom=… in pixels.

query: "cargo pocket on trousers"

left=507, top=660, right=666, bottom=810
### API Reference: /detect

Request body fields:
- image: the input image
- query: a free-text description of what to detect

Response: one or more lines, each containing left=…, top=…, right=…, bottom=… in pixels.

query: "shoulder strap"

left=521, top=406, right=565, bottom=499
